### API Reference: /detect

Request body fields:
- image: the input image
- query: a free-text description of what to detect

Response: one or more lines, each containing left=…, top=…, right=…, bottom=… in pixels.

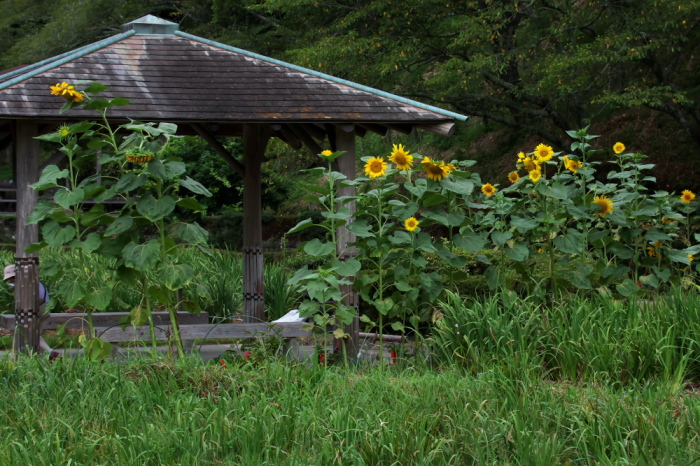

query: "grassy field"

left=0, top=355, right=699, bottom=465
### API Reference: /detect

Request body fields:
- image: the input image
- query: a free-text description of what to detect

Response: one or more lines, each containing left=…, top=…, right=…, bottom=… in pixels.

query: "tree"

left=228, top=0, right=700, bottom=149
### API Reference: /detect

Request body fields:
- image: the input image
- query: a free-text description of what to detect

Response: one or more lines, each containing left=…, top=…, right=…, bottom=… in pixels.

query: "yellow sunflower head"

left=508, top=171, right=520, bottom=184
left=529, top=169, right=542, bottom=183
left=50, top=82, right=83, bottom=102
left=593, top=195, right=614, bottom=216
left=523, top=157, right=539, bottom=172
left=564, top=157, right=583, bottom=173
left=364, top=157, right=388, bottom=179
left=57, top=124, right=71, bottom=138
left=422, top=158, right=449, bottom=181
left=404, top=217, right=420, bottom=232
left=321, top=150, right=333, bottom=157
left=681, top=190, right=696, bottom=204
left=534, top=143, right=554, bottom=163
left=613, top=142, right=626, bottom=154
left=517, top=152, right=526, bottom=163
left=389, top=144, right=414, bottom=170
left=689, top=254, right=694, bottom=263
left=481, top=183, right=496, bottom=196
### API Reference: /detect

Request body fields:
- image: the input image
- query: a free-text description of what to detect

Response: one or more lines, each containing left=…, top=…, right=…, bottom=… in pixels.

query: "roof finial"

left=121, top=15, right=179, bottom=35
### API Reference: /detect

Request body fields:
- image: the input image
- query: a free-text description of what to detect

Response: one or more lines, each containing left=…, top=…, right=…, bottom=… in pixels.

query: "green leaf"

left=85, top=285, right=113, bottom=311
left=163, top=161, right=186, bottom=179
left=159, top=263, right=194, bottom=290
left=331, top=258, right=361, bottom=276
left=122, top=240, right=161, bottom=271
left=505, top=244, right=529, bottom=262
left=136, top=194, right=176, bottom=222
left=104, top=215, right=134, bottom=236
left=440, top=177, right=474, bottom=195
left=553, top=229, right=585, bottom=255
left=109, top=97, right=130, bottom=107
left=180, top=176, right=212, bottom=196
left=82, top=337, right=112, bottom=361
left=510, top=216, right=539, bottom=234
left=404, top=179, right=427, bottom=198
left=114, top=172, right=146, bottom=192
left=177, top=197, right=207, bottom=212
left=54, top=188, right=85, bottom=209
left=59, top=280, right=87, bottom=308
left=422, top=193, right=448, bottom=207
left=375, top=298, right=394, bottom=315
left=175, top=222, right=209, bottom=245
left=347, top=219, right=374, bottom=238
left=147, top=160, right=167, bottom=180
left=288, top=218, right=316, bottom=234
left=31, top=165, right=69, bottom=190
left=83, top=82, right=110, bottom=94
left=435, top=242, right=467, bottom=267
left=73, top=233, right=101, bottom=253
left=453, top=232, right=488, bottom=252
left=491, top=231, right=512, bottom=248
left=42, top=221, right=76, bottom=247
left=644, top=227, right=673, bottom=242
left=23, top=239, right=47, bottom=253
left=389, top=230, right=412, bottom=245
left=129, top=306, right=150, bottom=327
left=484, top=266, right=501, bottom=291
left=616, top=279, right=640, bottom=298
left=304, top=238, right=335, bottom=256
left=28, top=200, right=55, bottom=224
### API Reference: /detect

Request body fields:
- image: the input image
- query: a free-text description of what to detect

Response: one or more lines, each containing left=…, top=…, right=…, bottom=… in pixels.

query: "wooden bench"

left=1, top=311, right=313, bottom=357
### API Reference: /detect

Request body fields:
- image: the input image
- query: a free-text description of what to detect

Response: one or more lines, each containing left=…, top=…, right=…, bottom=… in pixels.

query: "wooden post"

left=14, top=120, right=40, bottom=354
left=334, top=126, right=360, bottom=357
left=242, top=124, right=270, bottom=323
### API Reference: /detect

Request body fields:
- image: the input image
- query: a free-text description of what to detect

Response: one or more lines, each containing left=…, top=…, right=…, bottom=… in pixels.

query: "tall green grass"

left=0, top=247, right=303, bottom=323
left=431, top=288, right=700, bottom=384
left=0, top=356, right=698, bottom=464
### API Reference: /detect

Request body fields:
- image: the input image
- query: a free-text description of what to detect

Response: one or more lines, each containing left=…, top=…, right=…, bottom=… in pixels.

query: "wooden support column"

left=14, top=120, right=40, bottom=354
left=242, top=124, right=270, bottom=323
left=334, top=126, right=360, bottom=357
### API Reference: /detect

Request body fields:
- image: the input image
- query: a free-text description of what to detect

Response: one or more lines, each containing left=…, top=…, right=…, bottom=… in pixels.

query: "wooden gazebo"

left=0, top=15, right=467, bottom=354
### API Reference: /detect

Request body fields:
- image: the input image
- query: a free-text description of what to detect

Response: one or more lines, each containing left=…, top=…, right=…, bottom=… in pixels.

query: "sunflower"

left=613, top=142, right=626, bottom=154
left=689, top=254, right=694, bottom=263
left=534, top=143, right=554, bottom=163
left=593, top=196, right=614, bottom=216
left=422, top=158, right=449, bottom=181
left=404, top=217, right=420, bottom=232
left=681, top=189, right=696, bottom=204
left=481, top=183, right=496, bottom=196
left=508, top=171, right=520, bottom=183
left=389, top=144, right=414, bottom=170
left=49, top=82, right=83, bottom=102
left=321, top=150, right=333, bottom=157
left=57, top=124, right=71, bottom=138
left=563, top=156, right=583, bottom=173
left=364, top=157, right=388, bottom=178
left=517, top=152, right=526, bottom=163
left=529, top=169, right=542, bottom=182
left=523, top=157, right=539, bottom=172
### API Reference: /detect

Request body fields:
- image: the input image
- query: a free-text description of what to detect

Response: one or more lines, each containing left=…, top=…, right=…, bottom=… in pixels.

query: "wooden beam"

left=300, top=123, right=327, bottom=141
left=271, top=125, right=303, bottom=150
left=14, top=120, right=41, bottom=354
left=15, top=121, right=39, bottom=257
left=324, top=124, right=337, bottom=152
left=242, top=124, right=270, bottom=323
left=386, top=123, right=414, bottom=135
left=287, top=124, right=323, bottom=155
left=415, top=122, right=456, bottom=137
left=334, top=127, right=360, bottom=357
left=190, top=123, right=246, bottom=177
left=97, top=322, right=312, bottom=342
left=357, top=123, right=388, bottom=136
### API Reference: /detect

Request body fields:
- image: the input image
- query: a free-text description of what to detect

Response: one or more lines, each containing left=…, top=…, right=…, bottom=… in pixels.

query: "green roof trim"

left=0, top=30, right=137, bottom=91
left=174, top=30, right=468, bottom=122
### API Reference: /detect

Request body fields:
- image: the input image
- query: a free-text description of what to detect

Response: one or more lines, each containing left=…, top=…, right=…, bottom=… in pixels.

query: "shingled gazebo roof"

left=0, top=15, right=466, bottom=143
